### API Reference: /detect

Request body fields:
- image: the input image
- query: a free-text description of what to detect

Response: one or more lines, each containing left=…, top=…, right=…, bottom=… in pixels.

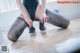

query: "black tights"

left=7, top=9, right=70, bottom=42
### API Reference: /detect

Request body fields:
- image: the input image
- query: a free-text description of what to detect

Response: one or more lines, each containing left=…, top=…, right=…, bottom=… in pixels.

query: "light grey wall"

left=46, top=1, right=80, bottom=19
left=0, top=10, right=19, bottom=30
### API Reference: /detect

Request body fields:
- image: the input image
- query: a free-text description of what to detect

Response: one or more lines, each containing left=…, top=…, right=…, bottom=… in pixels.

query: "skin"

left=16, top=0, right=49, bottom=28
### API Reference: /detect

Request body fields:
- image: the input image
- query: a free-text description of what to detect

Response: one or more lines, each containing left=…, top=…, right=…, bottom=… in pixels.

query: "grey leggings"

left=8, top=9, right=70, bottom=42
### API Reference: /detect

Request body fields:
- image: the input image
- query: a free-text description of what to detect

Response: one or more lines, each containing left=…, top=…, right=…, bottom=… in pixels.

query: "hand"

left=35, top=4, right=49, bottom=23
left=42, top=12, right=49, bottom=23
left=25, top=18, right=33, bottom=28
left=35, top=12, right=49, bottom=23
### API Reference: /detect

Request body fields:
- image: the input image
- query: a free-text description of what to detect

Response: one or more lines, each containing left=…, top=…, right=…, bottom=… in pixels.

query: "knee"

left=7, top=33, right=18, bottom=42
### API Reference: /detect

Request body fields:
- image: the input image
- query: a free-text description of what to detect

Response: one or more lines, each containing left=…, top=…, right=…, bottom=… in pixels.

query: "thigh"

left=8, top=17, right=28, bottom=39
left=46, top=9, right=70, bottom=29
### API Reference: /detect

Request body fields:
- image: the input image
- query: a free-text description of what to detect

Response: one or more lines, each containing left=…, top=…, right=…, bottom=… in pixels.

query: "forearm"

left=40, top=0, right=46, bottom=13
left=35, top=0, right=48, bottom=23
left=16, top=0, right=30, bottom=20
left=35, top=0, right=46, bottom=17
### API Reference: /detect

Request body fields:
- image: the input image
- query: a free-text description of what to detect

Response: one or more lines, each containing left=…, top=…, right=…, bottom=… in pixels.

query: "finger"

left=30, top=21, right=33, bottom=27
left=39, top=19, right=42, bottom=23
left=31, top=22, right=33, bottom=27
left=48, top=16, right=50, bottom=20
left=44, top=16, right=47, bottom=22
left=46, top=17, right=48, bottom=22
left=40, top=18, right=43, bottom=23
left=42, top=18, right=44, bottom=23
left=46, top=16, right=49, bottom=21
left=28, top=21, right=32, bottom=28
left=44, top=17, right=46, bottom=23
left=27, top=22, right=30, bottom=28
left=43, top=18, right=45, bottom=23
left=47, top=16, right=49, bottom=21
